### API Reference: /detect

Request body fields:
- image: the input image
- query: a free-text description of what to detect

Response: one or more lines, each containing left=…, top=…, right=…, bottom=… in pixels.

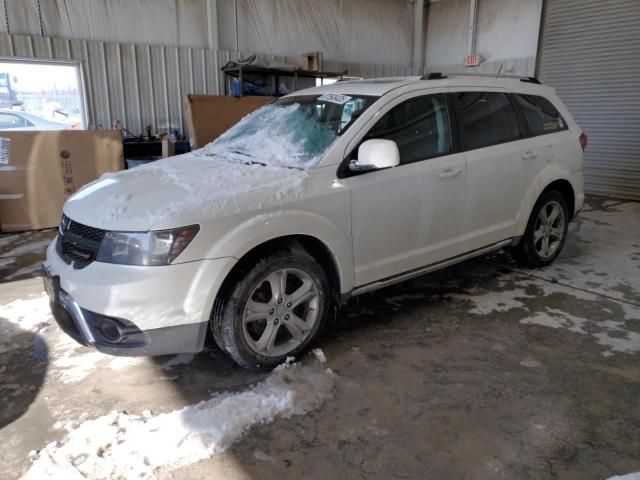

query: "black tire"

left=211, top=245, right=330, bottom=370
left=511, top=190, right=569, bottom=268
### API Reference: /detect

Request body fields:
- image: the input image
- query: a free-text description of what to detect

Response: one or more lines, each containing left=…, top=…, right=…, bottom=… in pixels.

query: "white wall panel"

left=3, top=0, right=208, bottom=48
left=424, top=0, right=469, bottom=69
left=424, top=0, right=542, bottom=76
left=476, top=0, right=542, bottom=64
left=2, top=0, right=414, bottom=66
left=221, top=0, right=413, bottom=65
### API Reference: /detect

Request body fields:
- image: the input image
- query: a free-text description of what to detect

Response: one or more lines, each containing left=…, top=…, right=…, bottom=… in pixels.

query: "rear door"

left=345, top=91, right=468, bottom=287
left=452, top=89, right=532, bottom=250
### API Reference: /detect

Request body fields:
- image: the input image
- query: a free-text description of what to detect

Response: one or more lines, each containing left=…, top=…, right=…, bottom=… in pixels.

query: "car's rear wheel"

left=512, top=190, right=569, bottom=267
left=211, top=246, right=329, bottom=370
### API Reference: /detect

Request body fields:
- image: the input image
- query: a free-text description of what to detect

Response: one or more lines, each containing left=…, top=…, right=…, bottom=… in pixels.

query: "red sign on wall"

left=465, top=54, right=480, bottom=66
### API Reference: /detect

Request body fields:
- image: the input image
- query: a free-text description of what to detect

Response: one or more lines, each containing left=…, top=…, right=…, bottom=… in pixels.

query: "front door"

left=346, top=92, right=468, bottom=287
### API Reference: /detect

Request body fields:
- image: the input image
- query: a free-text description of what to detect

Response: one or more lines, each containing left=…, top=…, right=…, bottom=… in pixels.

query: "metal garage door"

left=537, top=0, right=640, bottom=200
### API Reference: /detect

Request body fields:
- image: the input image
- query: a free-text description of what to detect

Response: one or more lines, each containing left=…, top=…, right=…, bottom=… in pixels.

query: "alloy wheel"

left=533, top=200, right=565, bottom=260
left=242, top=268, right=320, bottom=358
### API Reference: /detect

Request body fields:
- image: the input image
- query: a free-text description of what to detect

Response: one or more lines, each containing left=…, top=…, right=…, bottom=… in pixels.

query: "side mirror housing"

left=350, top=139, right=400, bottom=172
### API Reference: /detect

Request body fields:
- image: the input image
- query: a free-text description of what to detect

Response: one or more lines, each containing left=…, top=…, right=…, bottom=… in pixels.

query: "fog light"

left=100, top=318, right=123, bottom=342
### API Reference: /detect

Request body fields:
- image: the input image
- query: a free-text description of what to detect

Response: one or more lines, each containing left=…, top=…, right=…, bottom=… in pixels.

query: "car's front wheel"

left=512, top=190, right=569, bottom=267
left=211, top=246, right=329, bottom=370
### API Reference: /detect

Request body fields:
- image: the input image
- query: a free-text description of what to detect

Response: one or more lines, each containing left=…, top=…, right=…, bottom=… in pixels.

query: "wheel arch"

left=214, top=234, right=345, bottom=311
left=541, top=179, right=575, bottom=220
left=517, top=167, right=577, bottom=235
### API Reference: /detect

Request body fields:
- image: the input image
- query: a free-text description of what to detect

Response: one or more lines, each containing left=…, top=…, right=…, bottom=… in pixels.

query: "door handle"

left=438, top=168, right=464, bottom=179
left=522, top=150, right=538, bottom=160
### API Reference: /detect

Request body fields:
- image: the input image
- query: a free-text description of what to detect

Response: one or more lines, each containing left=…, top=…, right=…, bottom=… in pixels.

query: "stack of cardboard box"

left=0, top=130, right=124, bottom=232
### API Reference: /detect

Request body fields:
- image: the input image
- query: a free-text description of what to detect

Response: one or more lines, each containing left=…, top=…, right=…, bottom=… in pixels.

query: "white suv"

left=43, top=74, right=586, bottom=369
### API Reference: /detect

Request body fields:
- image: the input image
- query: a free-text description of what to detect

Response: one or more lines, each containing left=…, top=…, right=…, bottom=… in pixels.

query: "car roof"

left=0, top=109, right=65, bottom=125
left=289, top=75, right=555, bottom=98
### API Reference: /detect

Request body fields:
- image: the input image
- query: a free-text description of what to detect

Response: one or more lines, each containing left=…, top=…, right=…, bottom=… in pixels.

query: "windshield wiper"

left=243, top=160, right=267, bottom=167
left=231, top=150, right=254, bottom=158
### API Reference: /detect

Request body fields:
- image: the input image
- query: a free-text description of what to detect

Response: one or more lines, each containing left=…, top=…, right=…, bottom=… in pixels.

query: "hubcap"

left=533, top=200, right=565, bottom=260
left=242, top=268, right=319, bottom=358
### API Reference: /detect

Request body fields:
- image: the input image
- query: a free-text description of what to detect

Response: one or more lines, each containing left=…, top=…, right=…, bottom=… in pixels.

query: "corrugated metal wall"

left=0, top=33, right=416, bottom=136
left=537, top=0, right=640, bottom=200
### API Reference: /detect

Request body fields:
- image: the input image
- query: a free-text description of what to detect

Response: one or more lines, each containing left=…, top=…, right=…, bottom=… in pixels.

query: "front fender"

left=206, top=210, right=354, bottom=294
left=516, top=164, right=578, bottom=235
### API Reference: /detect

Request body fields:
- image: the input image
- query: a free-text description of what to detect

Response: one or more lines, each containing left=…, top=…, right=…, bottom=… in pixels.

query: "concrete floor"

left=0, top=196, right=639, bottom=479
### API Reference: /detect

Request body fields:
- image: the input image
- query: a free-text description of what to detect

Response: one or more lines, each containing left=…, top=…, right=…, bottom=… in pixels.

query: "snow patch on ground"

left=108, top=356, right=148, bottom=371
left=0, top=294, right=51, bottom=331
left=52, top=337, right=105, bottom=384
left=449, top=284, right=533, bottom=315
left=23, top=353, right=336, bottom=480
left=607, top=473, right=640, bottom=480
left=446, top=272, right=640, bottom=356
left=521, top=308, right=590, bottom=335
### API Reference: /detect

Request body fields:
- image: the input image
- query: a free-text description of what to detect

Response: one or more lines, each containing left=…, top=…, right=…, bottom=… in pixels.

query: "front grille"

left=66, top=219, right=106, bottom=242
left=56, top=215, right=107, bottom=268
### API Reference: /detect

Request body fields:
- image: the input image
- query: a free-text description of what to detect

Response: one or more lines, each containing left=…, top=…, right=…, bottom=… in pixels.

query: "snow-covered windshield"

left=202, top=94, right=377, bottom=169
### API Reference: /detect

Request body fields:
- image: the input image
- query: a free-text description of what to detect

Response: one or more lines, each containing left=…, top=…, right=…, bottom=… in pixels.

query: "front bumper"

left=43, top=239, right=236, bottom=356
left=49, top=288, right=210, bottom=356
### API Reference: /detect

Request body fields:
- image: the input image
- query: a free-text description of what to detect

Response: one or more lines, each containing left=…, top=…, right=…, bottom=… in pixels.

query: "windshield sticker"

left=318, top=93, right=352, bottom=105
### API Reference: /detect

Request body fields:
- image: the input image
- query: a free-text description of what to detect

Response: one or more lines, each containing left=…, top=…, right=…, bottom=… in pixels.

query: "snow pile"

left=607, top=474, right=640, bottom=480
left=51, top=336, right=105, bottom=384
left=201, top=104, right=336, bottom=169
left=84, top=154, right=310, bottom=231
left=22, top=352, right=335, bottom=480
left=0, top=295, right=51, bottom=332
left=143, top=157, right=309, bottom=224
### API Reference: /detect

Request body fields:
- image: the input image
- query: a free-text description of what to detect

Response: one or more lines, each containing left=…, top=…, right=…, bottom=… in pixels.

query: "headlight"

left=96, top=225, right=199, bottom=266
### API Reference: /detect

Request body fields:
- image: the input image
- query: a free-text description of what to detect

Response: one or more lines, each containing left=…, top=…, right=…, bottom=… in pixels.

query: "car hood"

left=63, top=152, right=309, bottom=231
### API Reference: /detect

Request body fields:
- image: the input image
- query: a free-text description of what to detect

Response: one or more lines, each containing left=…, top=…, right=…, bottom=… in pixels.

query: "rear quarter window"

left=454, top=92, right=521, bottom=150
left=512, top=94, right=568, bottom=136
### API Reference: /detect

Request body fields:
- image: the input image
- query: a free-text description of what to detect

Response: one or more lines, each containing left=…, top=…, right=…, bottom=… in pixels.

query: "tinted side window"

left=455, top=92, right=520, bottom=150
left=365, top=94, right=451, bottom=164
left=513, top=94, right=568, bottom=136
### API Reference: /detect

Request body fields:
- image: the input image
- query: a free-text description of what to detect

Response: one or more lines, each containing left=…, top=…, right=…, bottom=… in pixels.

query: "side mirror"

left=349, top=139, right=400, bottom=172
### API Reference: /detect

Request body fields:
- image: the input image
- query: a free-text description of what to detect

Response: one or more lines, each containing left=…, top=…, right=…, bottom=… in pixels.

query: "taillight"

left=579, top=132, right=588, bottom=151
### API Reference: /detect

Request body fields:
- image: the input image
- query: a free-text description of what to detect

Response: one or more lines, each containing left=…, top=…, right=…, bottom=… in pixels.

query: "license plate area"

left=42, top=266, right=60, bottom=305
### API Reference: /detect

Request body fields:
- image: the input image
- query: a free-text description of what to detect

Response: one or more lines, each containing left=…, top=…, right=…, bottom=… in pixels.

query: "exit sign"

left=465, top=54, right=480, bottom=66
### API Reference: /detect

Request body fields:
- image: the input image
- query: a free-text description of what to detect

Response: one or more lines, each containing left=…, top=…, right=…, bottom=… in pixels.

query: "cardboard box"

left=297, top=52, right=323, bottom=72
left=0, top=130, right=124, bottom=232
left=184, top=95, right=274, bottom=149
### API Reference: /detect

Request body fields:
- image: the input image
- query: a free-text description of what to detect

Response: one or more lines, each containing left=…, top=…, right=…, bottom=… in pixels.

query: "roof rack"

left=421, top=72, right=448, bottom=80
left=420, top=72, right=541, bottom=85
